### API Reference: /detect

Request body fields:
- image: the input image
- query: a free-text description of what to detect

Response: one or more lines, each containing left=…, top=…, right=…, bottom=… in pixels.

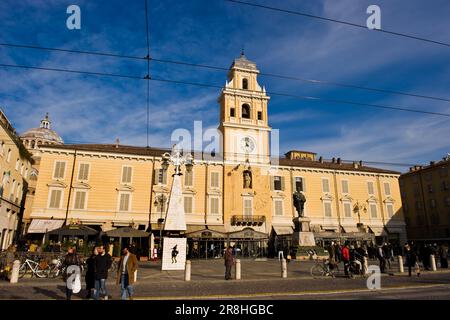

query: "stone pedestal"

left=292, top=217, right=316, bottom=246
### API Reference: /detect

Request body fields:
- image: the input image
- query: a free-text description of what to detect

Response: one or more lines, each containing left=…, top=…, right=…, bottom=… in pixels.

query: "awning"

left=368, top=226, right=387, bottom=236
left=184, top=228, right=227, bottom=239
left=106, top=227, right=149, bottom=238
left=27, top=219, right=64, bottom=233
left=385, top=227, right=404, bottom=234
left=272, top=226, right=293, bottom=236
left=341, top=226, right=360, bottom=233
left=48, top=224, right=99, bottom=237
left=229, top=228, right=268, bottom=239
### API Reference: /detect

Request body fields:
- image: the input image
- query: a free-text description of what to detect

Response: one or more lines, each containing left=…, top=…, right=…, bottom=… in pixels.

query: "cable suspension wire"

left=225, top=0, right=450, bottom=48
left=2, top=42, right=450, bottom=103
left=1, top=63, right=450, bottom=117
left=144, top=0, right=151, bottom=148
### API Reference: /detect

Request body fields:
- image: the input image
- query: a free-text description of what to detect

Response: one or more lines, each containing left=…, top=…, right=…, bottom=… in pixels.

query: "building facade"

left=399, top=156, right=450, bottom=242
left=0, top=108, right=33, bottom=249
left=28, top=55, right=407, bottom=256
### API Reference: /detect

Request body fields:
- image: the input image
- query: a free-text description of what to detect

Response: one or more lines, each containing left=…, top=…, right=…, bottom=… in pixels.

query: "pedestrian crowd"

left=62, top=244, right=138, bottom=300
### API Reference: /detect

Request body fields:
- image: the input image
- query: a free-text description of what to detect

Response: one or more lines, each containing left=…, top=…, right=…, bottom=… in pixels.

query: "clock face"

left=240, top=136, right=255, bottom=153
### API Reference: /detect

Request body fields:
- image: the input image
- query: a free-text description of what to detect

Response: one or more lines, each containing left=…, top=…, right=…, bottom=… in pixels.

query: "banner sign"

left=162, top=237, right=187, bottom=271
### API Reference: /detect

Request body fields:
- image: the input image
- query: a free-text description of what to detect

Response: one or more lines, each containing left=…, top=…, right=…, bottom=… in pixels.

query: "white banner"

left=162, top=237, right=186, bottom=271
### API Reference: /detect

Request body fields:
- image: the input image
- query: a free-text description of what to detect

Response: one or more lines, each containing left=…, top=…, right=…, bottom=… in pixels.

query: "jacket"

left=224, top=250, right=234, bottom=266
left=94, top=253, right=112, bottom=280
left=63, top=252, right=81, bottom=267
left=342, top=247, right=350, bottom=262
left=117, top=253, right=138, bottom=285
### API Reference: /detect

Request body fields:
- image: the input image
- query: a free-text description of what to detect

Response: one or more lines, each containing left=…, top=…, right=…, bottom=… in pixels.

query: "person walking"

left=377, top=243, right=386, bottom=273
left=342, top=242, right=350, bottom=277
left=405, top=244, right=420, bottom=277
left=84, top=247, right=98, bottom=299
left=93, top=245, right=112, bottom=300
left=439, top=244, right=448, bottom=268
left=224, top=246, right=235, bottom=280
left=62, top=246, right=82, bottom=300
left=117, top=246, right=138, bottom=300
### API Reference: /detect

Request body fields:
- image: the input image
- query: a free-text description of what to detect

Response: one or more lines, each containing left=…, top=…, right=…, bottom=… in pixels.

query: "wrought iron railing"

left=231, top=215, right=265, bottom=226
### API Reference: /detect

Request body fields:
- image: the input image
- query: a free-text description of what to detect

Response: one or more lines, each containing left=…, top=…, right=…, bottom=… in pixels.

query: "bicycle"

left=18, top=258, right=50, bottom=278
left=310, top=259, right=340, bottom=278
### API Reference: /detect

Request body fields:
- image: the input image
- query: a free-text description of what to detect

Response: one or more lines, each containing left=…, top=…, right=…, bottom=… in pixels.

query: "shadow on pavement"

left=32, top=285, right=65, bottom=300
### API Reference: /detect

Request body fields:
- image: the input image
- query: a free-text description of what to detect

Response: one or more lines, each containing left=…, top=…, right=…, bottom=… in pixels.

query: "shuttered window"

left=49, top=189, right=62, bottom=208
left=210, top=172, right=219, bottom=188
left=184, top=170, right=193, bottom=187
left=184, top=196, right=193, bottom=214
left=53, top=161, right=66, bottom=179
left=74, top=191, right=87, bottom=210
left=244, top=198, right=253, bottom=216
left=78, top=163, right=90, bottom=181
left=324, top=201, right=332, bottom=217
left=384, top=182, right=391, bottom=195
left=322, top=178, right=330, bottom=193
left=344, top=201, right=352, bottom=218
left=370, top=202, right=377, bottom=218
left=295, top=177, right=305, bottom=192
left=210, top=197, right=219, bottom=214
left=367, top=181, right=375, bottom=195
left=386, top=203, right=394, bottom=218
left=121, top=166, right=132, bottom=184
left=119, top=193, right=131, bottom=212
left=274, top=200, right=283, bottom=216
left=341, top=180, right=349, bottom=194
left=156, top=169, right=167, bottom=185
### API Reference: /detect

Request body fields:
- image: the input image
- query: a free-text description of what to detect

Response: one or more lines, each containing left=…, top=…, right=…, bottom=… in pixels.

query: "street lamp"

left=162, top=144, right=194, bottom=176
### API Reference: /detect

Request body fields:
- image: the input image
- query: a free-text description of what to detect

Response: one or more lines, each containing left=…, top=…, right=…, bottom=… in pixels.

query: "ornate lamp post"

left=161, top=145, right=194, bottom=176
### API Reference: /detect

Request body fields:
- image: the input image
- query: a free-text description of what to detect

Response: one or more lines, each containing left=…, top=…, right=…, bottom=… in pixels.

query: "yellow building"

left=28, top=54, right=407, bottom=256
left=399, top=157, right=450, bottom=242
left=0, top=108, right=33, bottom=249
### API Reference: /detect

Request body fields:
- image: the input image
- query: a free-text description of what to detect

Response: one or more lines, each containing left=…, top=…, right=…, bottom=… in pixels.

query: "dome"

left=20, top=113, right=64, bottom=151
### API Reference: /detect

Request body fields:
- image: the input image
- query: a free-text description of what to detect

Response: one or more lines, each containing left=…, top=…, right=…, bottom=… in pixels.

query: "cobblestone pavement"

left=1, top=259, right=449, bottom=300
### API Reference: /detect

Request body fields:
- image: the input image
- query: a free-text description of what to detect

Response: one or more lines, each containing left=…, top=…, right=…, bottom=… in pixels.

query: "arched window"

left=31, top=140, right=35, bottom=149
left=242, top=78, right=248, bottom=90
left=242, top=104, right=251, bottom=119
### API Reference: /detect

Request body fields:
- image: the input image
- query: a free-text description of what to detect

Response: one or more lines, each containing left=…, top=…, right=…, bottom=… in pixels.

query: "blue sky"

left=0, top=0, right=449, bottom=172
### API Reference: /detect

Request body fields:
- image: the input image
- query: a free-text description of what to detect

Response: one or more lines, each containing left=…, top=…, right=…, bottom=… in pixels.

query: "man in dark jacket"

left=93, top=245, right=112, bottom=300
left=405, top=244, right=420, bottom=277
left=439, top=244, right=448, bottom=268
left=224, top=246, right=234, bottom=280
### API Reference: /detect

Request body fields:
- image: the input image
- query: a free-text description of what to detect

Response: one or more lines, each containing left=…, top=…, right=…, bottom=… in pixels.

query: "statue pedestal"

left=292, top=217, right=316, bottom=246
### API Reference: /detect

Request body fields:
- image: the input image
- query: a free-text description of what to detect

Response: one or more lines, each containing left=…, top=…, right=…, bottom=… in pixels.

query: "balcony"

left=231, top=215, right=265, bottom=226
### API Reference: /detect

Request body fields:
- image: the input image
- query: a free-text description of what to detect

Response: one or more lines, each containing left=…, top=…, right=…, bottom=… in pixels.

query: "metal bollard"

left=430, top=255, right=437, bottom=271
left=363, top=257, right=369, bottom=275
left=281, top=258, right=287, bottom=278
left=10, top=260, right=20, bottom=284
left=235, top=259, right=241, bottom=280
left=398, top=256, right=404, bottom=273
left=184, top=260, right=191, bottom=281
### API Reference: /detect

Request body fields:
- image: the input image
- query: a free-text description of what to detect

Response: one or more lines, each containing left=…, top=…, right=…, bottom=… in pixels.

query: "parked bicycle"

left=310, top=259, right=340, bottom=278
left=18, top=258, right=50, bottom=278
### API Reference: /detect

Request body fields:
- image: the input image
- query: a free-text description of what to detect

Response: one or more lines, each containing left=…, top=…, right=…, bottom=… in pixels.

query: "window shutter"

left=281, top=176, right=285, bottom=191
left=162, top=169, right=167, bottom=185
left=270, top=176, right=274, bottom=191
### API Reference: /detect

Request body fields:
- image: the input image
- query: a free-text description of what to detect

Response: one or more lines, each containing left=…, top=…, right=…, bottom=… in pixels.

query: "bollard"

left=184, top=260, right=191, bottom=281
left=10, top=260, right=20, bottom=284
left=281, top=258, right=287, bottom=278
left=363, top=257, right=369, bottom=275
left=430, top=255, right=437, bottom=271
left=235, top=259, right=241, bottom=280
left=398, top=256, right=404, bottom=273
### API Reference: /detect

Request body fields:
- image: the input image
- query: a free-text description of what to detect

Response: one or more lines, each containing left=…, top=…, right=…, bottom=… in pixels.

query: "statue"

left=293, top=190, right=306, bottom=217
left=243, top=170, right=252, bottom=189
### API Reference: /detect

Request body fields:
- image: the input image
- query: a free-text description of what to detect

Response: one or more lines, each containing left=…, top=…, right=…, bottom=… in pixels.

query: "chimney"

left=115, top=138, right=120, bottom=148
left=319, top=156, right=323, bottom=163
left=353, top=162, right=358, bottom=169
left=359, top=160, right=363, bottom=167
left=332, top=157, right=336, bottom=163
left=430, top=161, right=435, bottom=166
left=337, top=158, right=342, bottom=164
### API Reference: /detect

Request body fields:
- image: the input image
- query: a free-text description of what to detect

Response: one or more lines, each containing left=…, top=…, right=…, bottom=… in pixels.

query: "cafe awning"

left=184, top=228, right=227, bottom=239
left=105, top=227, right=149, bottom=238
left=272, top=226, right=293, bottom=236
left=368, top=226, right=387, bottom=236
left=341, top=225, right=360, bottom=233
left=47, top=224, right=99, bottom=237
left=27, top=219, right=64, bottom=233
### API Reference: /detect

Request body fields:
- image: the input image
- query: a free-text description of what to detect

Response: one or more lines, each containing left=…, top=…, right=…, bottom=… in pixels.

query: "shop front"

left=185, top=228, right=227, bottom=259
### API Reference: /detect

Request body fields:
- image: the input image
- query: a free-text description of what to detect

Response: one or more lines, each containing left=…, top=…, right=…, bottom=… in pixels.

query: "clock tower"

left=218, top=53, right=271, bottom=165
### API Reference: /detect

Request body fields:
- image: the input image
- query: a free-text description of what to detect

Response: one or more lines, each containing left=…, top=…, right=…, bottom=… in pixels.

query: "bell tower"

left=218, top=52, right=271, bottom=164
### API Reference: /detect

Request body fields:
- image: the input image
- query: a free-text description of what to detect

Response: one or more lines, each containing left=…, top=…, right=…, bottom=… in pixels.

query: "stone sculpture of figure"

left=243, top=170, right=252, bottom=189
left=293, top=191, right=306, bottom=217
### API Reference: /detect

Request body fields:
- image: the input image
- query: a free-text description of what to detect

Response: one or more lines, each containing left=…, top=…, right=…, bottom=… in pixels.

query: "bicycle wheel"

left=18, top=263, right=28, bottom=278
left=35, top=264, right=50, bottom=278
left=310, top=264, right=326, bottom=278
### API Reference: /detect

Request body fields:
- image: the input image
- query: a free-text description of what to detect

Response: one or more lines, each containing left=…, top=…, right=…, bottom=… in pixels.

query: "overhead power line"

left=225, top=0, right=450, bottom=48
left=2, top=42, right=450, bottom=103
left=1, top=62, right=450, bottom=118
left=144, top=0, right=151, bottom=148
